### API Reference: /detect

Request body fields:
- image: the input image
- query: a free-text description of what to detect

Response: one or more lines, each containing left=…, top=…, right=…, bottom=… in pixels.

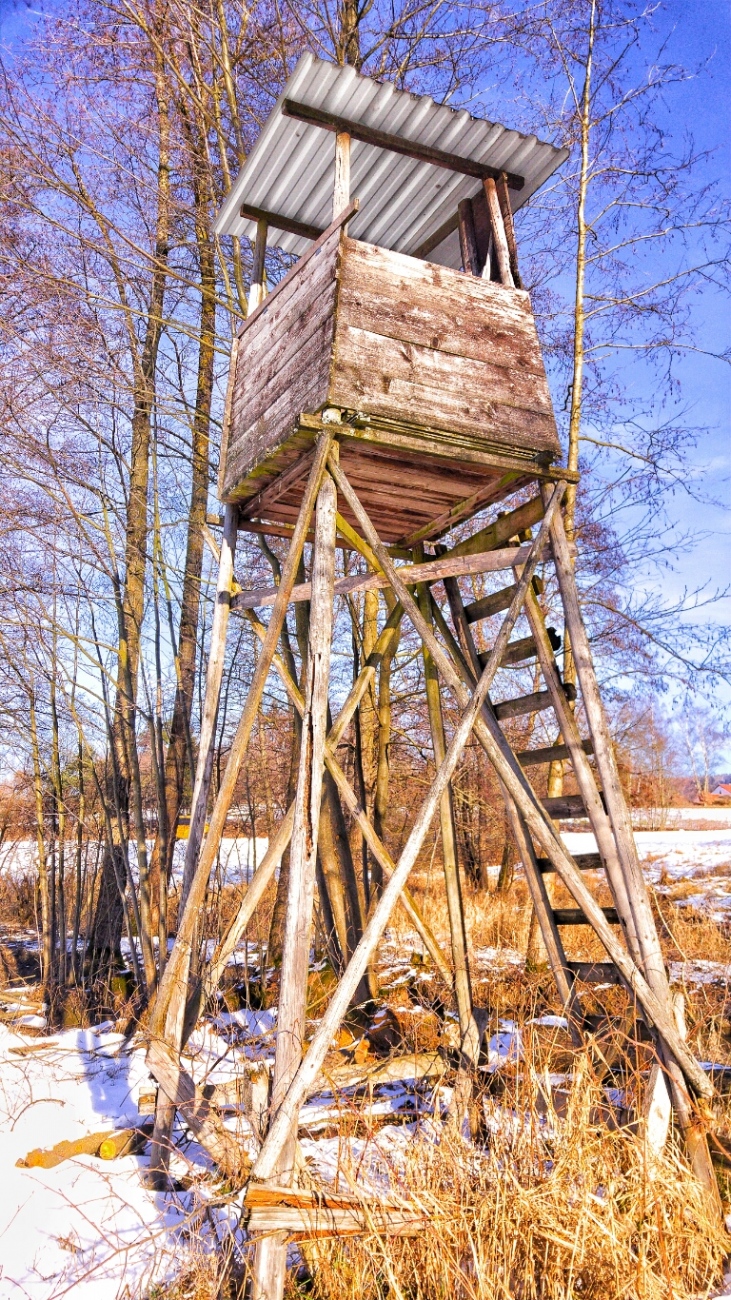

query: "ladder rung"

left=568, top=961, right=623, bottom=985
left=542, top=795, right=587, bottom=819
left=554, top=907, right=619, bottom=926
left=494, top=689, right=551, bottom=720
left=480, top=635, right=536, bottom=667
left=464, top=576, right=544, bottom=624
left=494, top=682, right=576, bottom=721
left=537, top=853, right=602, bottom=873
left=479, top=626, right=562, bottom=670
left=517, top=740, right=594, bottom=768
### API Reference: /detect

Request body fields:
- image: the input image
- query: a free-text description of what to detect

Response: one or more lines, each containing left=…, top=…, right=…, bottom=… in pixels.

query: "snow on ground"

left=2, top=818, right=731, bottom=1295
left=0, top=1021, right=172, bottom=1298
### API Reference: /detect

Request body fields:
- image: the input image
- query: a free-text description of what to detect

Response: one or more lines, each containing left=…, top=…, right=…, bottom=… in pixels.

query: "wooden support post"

left=147, top=435, right=334, bottom=1190
left=250, top=490, right=555, bottom=1183
left=327, top=459, right=711, bottom=1102
left=496, top=173, right=522, bottom=287
left=333, top=132, right=350, bottom=219
left=148, top=502, right=239, bottom=1185
left=483, top=177, right=514, bottom=287
left=248, top=217, right=268, bottom=312
left=416, top=571, right=480, bottom=1073
left=546, top=501, right=720, bottom=1207
left=252, top=464, right=338, bottom=1300
left=457, top=198, right=481, bottom=276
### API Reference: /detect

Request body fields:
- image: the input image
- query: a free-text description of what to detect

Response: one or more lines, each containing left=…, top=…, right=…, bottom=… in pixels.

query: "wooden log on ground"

left=17, top=1119, right=154, bottom=1169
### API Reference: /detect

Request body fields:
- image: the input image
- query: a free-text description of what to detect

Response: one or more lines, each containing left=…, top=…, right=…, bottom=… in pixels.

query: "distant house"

left=709, top=783, right=731, bottom=802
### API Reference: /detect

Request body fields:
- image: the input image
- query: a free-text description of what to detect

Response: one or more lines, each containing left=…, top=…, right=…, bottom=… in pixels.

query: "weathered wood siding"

left=220, top=229, right=560, bottom=509
left=331, top=238, right=559, bottom=458
left=221, top=225, right=341, bottom=500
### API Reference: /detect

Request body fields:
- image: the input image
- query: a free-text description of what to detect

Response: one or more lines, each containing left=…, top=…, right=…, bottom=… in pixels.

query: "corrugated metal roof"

left=215, top=54, right=569, bottom=268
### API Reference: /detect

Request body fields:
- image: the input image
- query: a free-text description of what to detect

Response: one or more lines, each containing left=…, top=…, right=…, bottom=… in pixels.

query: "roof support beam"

left=239, top=202, right=325, bottom=242
left=282, top=99, right=525, bottom=190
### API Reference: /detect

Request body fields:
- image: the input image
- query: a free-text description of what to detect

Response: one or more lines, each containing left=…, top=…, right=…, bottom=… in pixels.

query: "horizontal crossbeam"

left=282, top=99, right=525, bottom=190
left=233, top=543, right=543, bottom=610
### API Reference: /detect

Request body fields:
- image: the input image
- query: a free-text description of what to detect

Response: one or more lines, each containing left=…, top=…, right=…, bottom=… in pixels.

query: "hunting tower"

left=146, top=55, right=720, bottom=1299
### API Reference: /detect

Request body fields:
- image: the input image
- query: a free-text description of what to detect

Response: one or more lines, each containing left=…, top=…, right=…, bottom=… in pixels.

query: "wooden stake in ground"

left=251, top=462, right=338, bottom=1300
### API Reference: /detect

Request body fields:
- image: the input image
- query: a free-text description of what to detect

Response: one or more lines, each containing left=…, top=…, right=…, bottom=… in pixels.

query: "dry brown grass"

left=296, top=1062, right=728, bottom=1300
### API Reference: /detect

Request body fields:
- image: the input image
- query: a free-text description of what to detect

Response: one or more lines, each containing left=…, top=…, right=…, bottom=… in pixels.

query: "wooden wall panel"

left=331, top=238, right=560, bottom=456
left=221, top=226, right=341, bottom=500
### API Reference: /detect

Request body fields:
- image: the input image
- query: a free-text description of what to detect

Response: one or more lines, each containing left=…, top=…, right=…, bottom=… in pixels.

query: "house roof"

left=214, top=54, right=570, bottom=270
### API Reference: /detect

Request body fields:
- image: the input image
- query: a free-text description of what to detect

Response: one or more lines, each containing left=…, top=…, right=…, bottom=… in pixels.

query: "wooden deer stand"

left=146, top=54, right=719, bottom=1297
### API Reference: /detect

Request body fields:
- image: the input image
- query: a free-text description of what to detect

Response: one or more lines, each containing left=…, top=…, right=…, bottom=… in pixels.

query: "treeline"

left=0, top=0, right=728, bottom=1010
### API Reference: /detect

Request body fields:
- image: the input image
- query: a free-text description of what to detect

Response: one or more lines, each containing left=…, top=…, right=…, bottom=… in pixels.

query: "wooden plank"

left=337, top=239, right=550, bottom=374
left=233, top=542, right=542, bottom=610
left=240, top=202, right=324, bottom=242
left=227, top=319, right=335, bottom=489
left=147, top=1040, right=249, bottom=1180
left=554, top=907, right=619, bottom=926
left=244, top=1184, right=426, bottom=1238
left=281, top=99, right=525, bottom=190
left=331, top=325, right=557, bottom=453
left=537, top=852, right=602, bottom=874
left=518, top=740, right=594, bottom=767
left=237, top=201, right=357, bottom=338
left=231, top=282, right=338, bottom=430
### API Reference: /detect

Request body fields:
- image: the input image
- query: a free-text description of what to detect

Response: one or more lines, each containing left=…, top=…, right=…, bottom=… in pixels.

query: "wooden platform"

left=219, top=225, right=564, bottom=542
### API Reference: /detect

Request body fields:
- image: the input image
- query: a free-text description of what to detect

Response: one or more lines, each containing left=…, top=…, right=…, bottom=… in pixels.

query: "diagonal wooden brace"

left=327, top=456, right=712, bottom=1102
left=250, top=490, right=559, bottom=1182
